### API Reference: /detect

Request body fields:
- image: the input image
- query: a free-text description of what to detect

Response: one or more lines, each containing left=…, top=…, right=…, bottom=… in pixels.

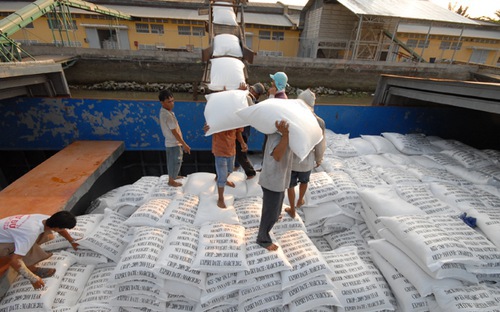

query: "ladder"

left=201, top=0, right=255, bottom=90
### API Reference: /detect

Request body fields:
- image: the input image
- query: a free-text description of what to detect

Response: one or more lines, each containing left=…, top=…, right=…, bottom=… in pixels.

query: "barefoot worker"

left=256, top=120, right=293, bottom=251
left=0, top=211, right=78, bottom=289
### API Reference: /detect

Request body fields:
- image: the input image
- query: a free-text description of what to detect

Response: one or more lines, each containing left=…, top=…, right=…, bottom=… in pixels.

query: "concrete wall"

left=25, top=45, right=484, bottom=91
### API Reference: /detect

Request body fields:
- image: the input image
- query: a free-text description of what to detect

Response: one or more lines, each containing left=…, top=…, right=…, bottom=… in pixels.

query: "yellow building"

left=1, top=1, right=301, bottom=57
left=299, top=0, right=500, bottom=66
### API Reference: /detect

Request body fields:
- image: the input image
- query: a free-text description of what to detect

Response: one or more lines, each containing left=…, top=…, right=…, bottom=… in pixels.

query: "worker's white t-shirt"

left=0, top=214, right=48, bottom=256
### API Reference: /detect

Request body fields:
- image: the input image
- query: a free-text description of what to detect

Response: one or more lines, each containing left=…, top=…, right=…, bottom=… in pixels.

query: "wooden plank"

left=0, top=140, right=124, bottom=219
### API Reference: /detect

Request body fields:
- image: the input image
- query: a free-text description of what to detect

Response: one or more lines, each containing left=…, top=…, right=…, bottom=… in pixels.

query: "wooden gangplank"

left=0, top=140, right=124, bottom=219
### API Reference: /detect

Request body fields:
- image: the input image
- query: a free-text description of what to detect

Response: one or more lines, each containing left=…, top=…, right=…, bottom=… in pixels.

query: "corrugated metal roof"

left=398, top=23, right=500, bottom=40
left=239, top=12, right=295, bottom=27
left=337, top=0, right=480, bottom=25
left=105, top=5, right=206, bottom=20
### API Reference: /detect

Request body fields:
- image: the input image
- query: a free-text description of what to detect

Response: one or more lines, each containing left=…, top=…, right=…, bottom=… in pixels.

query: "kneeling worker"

left=0, top=211, right=78, bottom=289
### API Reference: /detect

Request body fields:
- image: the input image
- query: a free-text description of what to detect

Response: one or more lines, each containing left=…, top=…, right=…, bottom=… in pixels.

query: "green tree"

left=448, top=2, right=469, bottom=17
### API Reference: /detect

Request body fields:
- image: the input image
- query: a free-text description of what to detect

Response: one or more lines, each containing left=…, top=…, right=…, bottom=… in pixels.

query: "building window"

left=178, top=26, right=191, bottom=36
left=136, top=23, right=149, bottom=33
left=439, top=41, right=462, bottom=50
left=151, top=24, right=164, bottom=34
left=192, top=27, right=205, bottom=37
left=47, top=19, right=77, bottom=30
left=406, top=39, right=418, bottom=48
left=407, top=39, right=429, bottom=49
left=259, top=30, right=271, bottom=40
left=272, top=31, right=284, bottom=41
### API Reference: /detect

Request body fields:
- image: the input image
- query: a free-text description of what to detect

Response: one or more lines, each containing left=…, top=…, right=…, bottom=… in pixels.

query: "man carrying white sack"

left=257, top=120, right=293, bottom=251
left=286, top=89, right=326, bottom=219
left=0, top=211, right=77, bottom=289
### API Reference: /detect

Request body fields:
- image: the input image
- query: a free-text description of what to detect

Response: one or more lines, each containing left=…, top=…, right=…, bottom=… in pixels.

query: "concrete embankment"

left=24, top=45, right=488, bottom=91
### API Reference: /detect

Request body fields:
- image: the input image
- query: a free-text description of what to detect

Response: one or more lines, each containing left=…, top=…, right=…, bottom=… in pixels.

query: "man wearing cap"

left=268, top=71, right=289, bottom=99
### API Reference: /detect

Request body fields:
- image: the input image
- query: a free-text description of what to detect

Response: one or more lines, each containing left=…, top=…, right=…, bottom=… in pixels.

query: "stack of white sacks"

left=2, top=128, right=500, bottom=311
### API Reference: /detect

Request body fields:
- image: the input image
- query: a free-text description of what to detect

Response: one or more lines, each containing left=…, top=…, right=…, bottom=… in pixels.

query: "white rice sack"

left=183, top=172, right=216, bottom=196
left=342, top=156, right=372, bottom=171
left=381, top=152, right=415, bottom=165
left=326, top=170, right=360, bottom=207
left=208, top=57, right=245, bottom=91
left=52, top=263, right=95, bottom=308
left=358, top=185, right=425, bottom=217
left=239, top=292, right=283, bottom=312
left=346, top=168, right=388, bottom=189
left=409, top=155, right=445, bottom=169
left=368, top=239, right=463, bottom=297
left=405, top=164, right=472, bottom=186
left=301, top=201, right=349, bottom=226
left=233, top=196, right=262, bottom=229
left=223, top=171, right=248, bottom=199
left=238, top=273, right=282, bottom=304
left=116, top=176, right=159, bottom=216
left=157, top=193, right=199, bottom=228
left=382, top=132, right=437, bottom=155
left=445, top=164, right=496, bottom=185
left=77, top=264, right=116, bottom=307
left=109, top=226, right=169, bottom=286
left=246, top=172, right=263, bottom=197
left=42, top=213, right=104, bottom=251
left=429, top=182, right=487, bottom=212
left=430, top=139, right=471, bottom=151
left=77, top=304, right=111, bottom=312
left=441, top=149, right=492, bottom=169
left=378, top=227, right=479, bottom=284
left=204, top=90, right=249, bottom=136
left=362, top=154, right=396, bottom=167
left=212, top=4, right=238, bottom=26
left=350, top=137, right=377, bottom=155
left=272, top=208, right=307, bottom=234
left=278, top=230, right=335, bottom=290
left=109, top=280, right=166, bottom=311
left=192, top=223, right=248, bottom=273
left=433, top=214, right=500, bottom=274
left=360, top=135, right=399, bottom=154
left=323, top=246, right=394, bottom=312
left=467, top=188, right=500, bottom=249
left=325, top=131, right=358, bottom=158
left=423, top=152, right=462, bottom=167
left=154, top=225, right=205, bottom=301
left=201, top=272, right=243, bottom=305
left=395, top=184, right=461, bottom=215
left=379, top=215, right=486, bottom=272
left=236, top=98, right=323, bottom=161
left=237, top=228, right=292, bottom=283
left=124, top=198, right=171, bottom=227
left=324, top=226, right=372, bottom=263
left=195, top=290, right=238, bottom=311
left=0, top=253, right=75, bottom=312
left=78, top=208, right=131, bottom=263
left=482, top=149, right=500, bottom=165
left=369, top=248, right=429, bottom=312
left=318, top=156, right=347, bottom=173
left=433, top=284, right=500, bottom=312
left=165, top=301, right=196, bottom=312
left=303, top=171, right=336, bottom=206
left=282, top=274, right=337, bottom=307
left=60, top=249, right=108, bottom=265
left=212, top=34, right=242, bottom=57
left=374, top=166, right=421, bottom=185
left=287, top=290, right=340, bottom=312
left=194, top=194, right=239, bottom=226
left=147, top=175, right=184, bottom=200
left=477, top=164, right=500, bottom=182
left=87, top=185, right=129, bottom=214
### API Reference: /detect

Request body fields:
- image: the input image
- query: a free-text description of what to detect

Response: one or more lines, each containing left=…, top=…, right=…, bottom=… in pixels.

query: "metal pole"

left=420, top=22, right=432, bottom=62
left=351, top=15, right=363, bottom=61
left=450, top=25, right=464, bottom=64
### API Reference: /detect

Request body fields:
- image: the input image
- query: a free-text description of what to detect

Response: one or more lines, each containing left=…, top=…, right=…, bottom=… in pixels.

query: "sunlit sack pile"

left=1, top=130, right=500, bottom=312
